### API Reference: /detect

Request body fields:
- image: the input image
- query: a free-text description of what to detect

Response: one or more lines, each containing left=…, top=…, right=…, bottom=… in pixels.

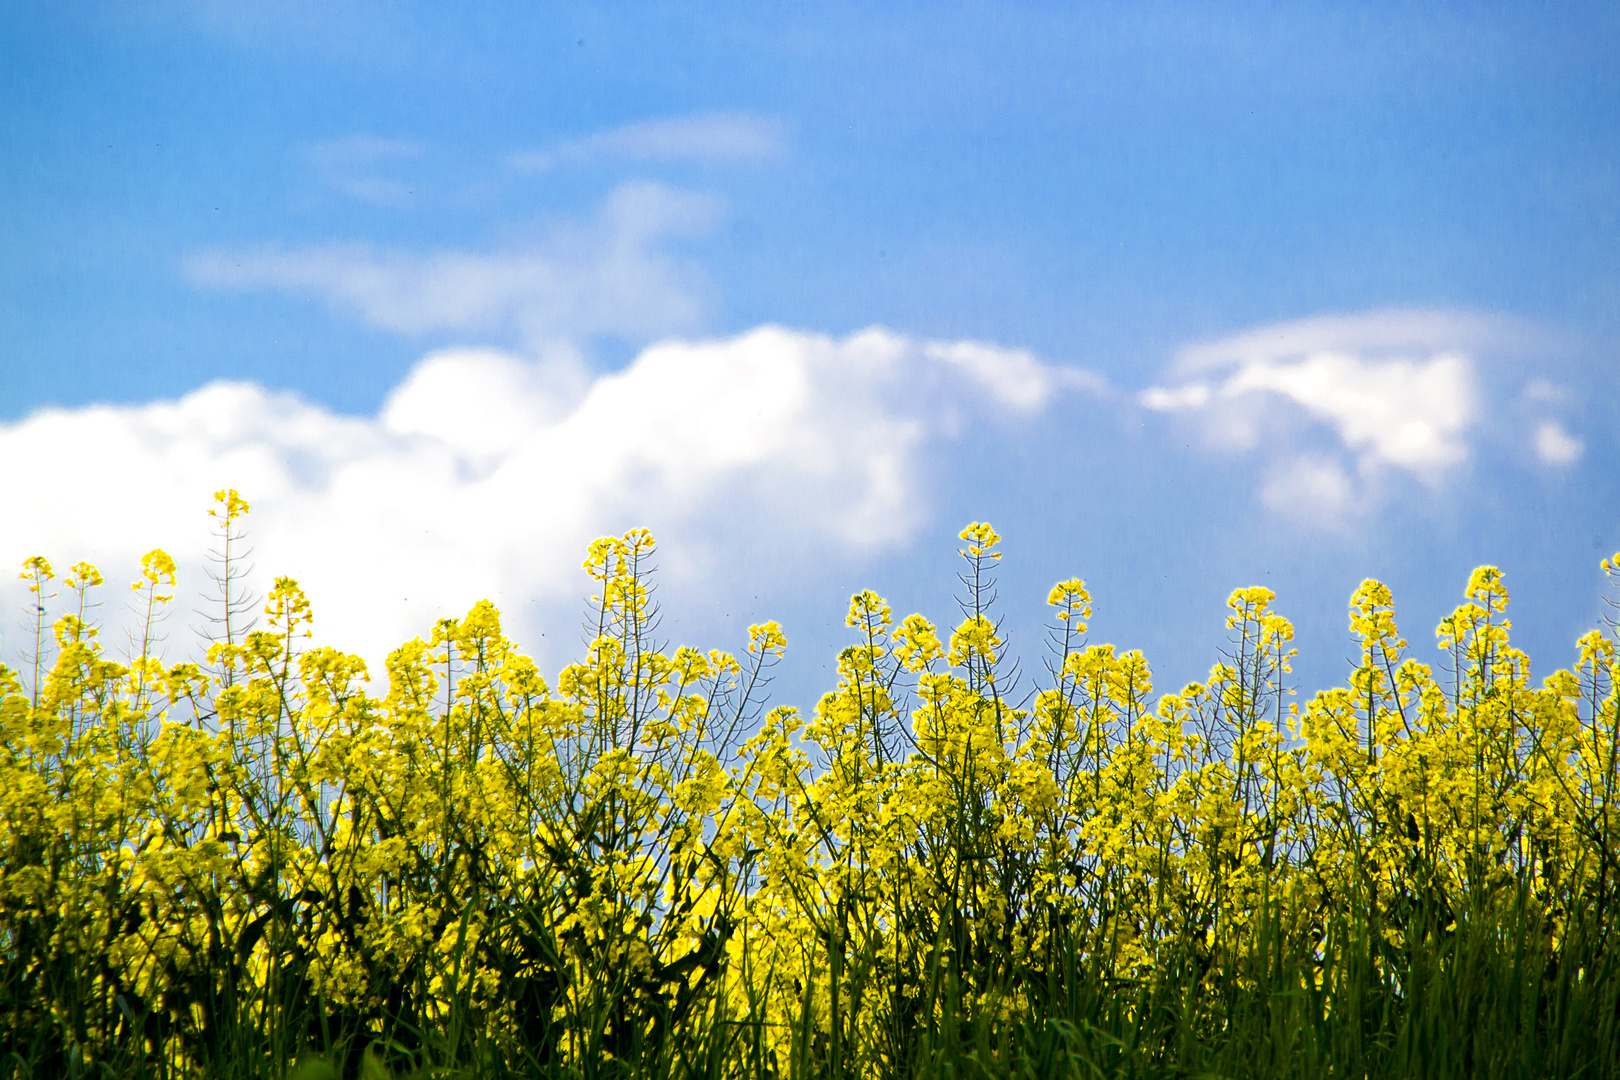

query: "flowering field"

left=3, top=494, right=1618, bottom=1079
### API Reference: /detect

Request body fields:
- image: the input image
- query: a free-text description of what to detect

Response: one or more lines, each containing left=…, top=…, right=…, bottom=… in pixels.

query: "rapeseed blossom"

left=2, top=502, right=1617, bottom=1077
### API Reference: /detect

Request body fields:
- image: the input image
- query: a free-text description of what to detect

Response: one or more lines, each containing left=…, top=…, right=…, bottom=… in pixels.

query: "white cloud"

left=187, top=182, right=718, bottom=346
left=922, top=341, right=1106, bottom=411
left=1534, top=421, right=1583, bottom=466
left=379, top=346, right=587, bottom=459
left=511, top=113, right=786, bottom=173
left=1259, top=457, right=1357, bottom=523
left=1522, top=378, right=1571, bottom=405
left=1141, top=310, right=1494, bottom=523
left=1221, top=351, right=1475, bottom=471
left=302, top=135, right=425, bottom=207
left=0, top=327, right=1097, bottom=671
left=1171, top=308, right=1514, bottom=374
left=1139, top=383, right=1212, bottom=412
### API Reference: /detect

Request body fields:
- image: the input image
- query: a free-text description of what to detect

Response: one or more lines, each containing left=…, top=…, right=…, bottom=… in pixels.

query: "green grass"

left=10, top=876, right=1609, bottom=1079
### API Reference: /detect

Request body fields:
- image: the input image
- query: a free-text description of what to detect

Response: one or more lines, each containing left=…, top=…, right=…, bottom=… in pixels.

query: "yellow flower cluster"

left=2, top=501, right=1617, bottom=1076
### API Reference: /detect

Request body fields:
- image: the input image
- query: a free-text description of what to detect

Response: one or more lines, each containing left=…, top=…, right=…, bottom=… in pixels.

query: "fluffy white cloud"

left=1220, top=351, right=1475, bottom=470
left=1141, top=309, right=1496, bottom=522
left=510, top=113, right=786, bottom=173
left=187, top=183, right=718, bottom=346
left=0, top=326, right=1096, bottom=670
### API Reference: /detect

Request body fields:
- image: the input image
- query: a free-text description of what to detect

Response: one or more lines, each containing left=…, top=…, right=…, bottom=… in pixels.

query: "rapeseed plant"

left=1, top=497, right=1617, bottom=1078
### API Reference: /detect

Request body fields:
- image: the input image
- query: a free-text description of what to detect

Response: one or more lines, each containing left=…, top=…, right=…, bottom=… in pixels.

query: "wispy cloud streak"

left=187, top=183, right=719, bottom=345
left=510, top=112, right=786, bottom=173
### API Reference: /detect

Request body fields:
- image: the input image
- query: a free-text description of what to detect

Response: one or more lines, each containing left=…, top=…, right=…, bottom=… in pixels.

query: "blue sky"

left=2, top=1, right=1617, bottom=707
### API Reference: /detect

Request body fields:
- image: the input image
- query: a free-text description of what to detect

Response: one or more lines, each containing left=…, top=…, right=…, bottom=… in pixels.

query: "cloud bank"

left=0, top=327, right=1098, bottom=669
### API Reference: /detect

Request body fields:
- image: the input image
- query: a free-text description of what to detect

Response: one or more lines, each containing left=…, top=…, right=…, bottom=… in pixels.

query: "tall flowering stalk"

left=1, top=507, right=1617, bottom=1078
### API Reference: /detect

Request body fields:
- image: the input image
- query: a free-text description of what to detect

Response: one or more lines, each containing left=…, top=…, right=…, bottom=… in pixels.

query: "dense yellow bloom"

left=3, top=509, right=1618, bottom=1076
